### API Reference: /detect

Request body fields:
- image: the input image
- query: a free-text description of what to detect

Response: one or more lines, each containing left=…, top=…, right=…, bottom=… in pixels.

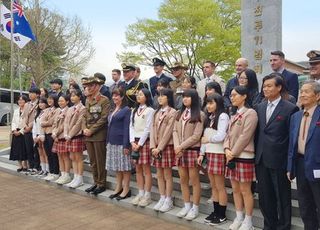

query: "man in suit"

left=307, top=50, right=320, bottom=83
left=287, top=80, right=320, bottom=230
left=224, top=57, right=248, bottom=108
left=197, top=60, right=226, bottom=100
left=121, top=63, right=146, bottom=108
left=82, top=76, right=110, bottom=195
left=270, top=51, right=299, bottom=100
left=255, top=73, right=299, bottom=230
left=109, top=69, right=122, bottom=93
left=93, top=72, right=111, bottom=100
left=149, top=58, right=172, bottom=97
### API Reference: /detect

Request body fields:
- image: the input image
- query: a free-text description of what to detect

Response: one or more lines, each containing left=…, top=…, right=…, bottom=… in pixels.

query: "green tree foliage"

left=119, top=0, right=240, bottom=80
left=0, top=0, right=95, bottom=89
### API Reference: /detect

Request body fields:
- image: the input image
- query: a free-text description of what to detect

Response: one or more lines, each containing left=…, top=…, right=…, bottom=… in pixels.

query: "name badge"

left=313, top=169, right=320, bottom=179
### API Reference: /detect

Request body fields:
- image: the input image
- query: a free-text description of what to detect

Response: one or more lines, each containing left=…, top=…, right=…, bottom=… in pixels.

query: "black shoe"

left=204, top=212, right=216, bottom=223
left=209, top=216, right=226, bottom=226
left=109, top=189, right=123, bottom=199
left=91, top=186, right=106, bottom=196
left=17, top=168, right=23, bottom=172
left=116, top=190, right=131, bottom=201
left=85, top=184, right=97, bottom=193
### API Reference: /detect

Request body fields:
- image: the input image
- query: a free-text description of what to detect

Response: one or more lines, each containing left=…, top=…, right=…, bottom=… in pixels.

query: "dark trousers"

left=256, top=163, right=291, bottom=230
left=44, top=134, right=59, bottom=174
left=85, top=141, right=106, bottom=187
left=24, top=132, right=36, bottom=169
left=296, top=157, right=320, bottom=230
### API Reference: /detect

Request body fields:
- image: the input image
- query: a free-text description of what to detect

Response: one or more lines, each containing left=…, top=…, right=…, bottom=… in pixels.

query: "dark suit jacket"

left=287, top=106, right=320, bottom=181
left=149, top=73, right=172, bottom=97
left=106, top=106, right=131, bottom=148
left=255, top=99, right=299, bottom=169
left=281, top=69, right=299, bottom=100
left=223, top=76, right=238, bottom=108
left=100, top=85, right=111, bottom=100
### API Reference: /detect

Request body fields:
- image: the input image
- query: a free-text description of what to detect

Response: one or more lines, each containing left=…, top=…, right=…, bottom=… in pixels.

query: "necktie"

left=266, top=103, right=274, bottom=123
left=302, top=111, right=309, bottom=140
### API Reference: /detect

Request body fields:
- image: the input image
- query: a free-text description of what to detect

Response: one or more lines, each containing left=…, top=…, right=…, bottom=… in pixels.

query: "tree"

left=119, top=0, right=240, bottom=80
left=0, top=0, right=95, bottom=89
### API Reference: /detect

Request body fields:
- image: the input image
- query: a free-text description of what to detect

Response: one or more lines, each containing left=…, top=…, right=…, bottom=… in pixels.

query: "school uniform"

left=9, top=108, right=27, bottom=161
left=150, top=107, right=177, bottom=168
left=129, top=106, right=154, bottom=165
left=52, top=107, right=69, bottom=154
left=22, top=100, right=38, bottom=169
left=64, top=103, right=86, bottom=153
left=201, top=113, right=229, bottom=175
left=223, top=107, right=258, bottom=182
left=32, top=111, right=45, bottom=142
left=41, top=107, right=60, bottom=175
left=106, top=106, right=132, bottom=171
left=173, top=109, right=205, bottom=168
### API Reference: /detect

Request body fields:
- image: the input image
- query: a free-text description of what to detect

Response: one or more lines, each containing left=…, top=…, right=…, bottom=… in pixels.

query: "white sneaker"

left=43, top=173, right=54, bottom=181
left=51, top=174, right=60, bottom=181
left=176, top=206, right=191, bottom=218
left=65, top=177, right=77, bottom=187
left=131, top=195, right=143, bottom=206
left=138, top=196, right=152, bottom=207
left=59, top=174, right=72, bottom=185
left=153, top=199, right=165, bottom=211
left=184, top=207, right=199, bottom=220
left=70, top=177, right=84, bottom=189
left=54, top=175, right=65, bottom=184
left=239, top=223, right=254, bottom=230
left=229, top=218, right=243, bottom=230
left=159, top=199, right=174, bottom=213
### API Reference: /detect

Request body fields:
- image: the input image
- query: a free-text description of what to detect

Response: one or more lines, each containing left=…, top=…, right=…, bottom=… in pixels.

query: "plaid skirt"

left=152, top=145, right=175, bottom=168
left=67, top=136, right=86, bottom=153
left=52, top=139, right=68, bottom=154
left=176, top=149, right=199, bottom=168
left=225, top=160, right=256, bottom=182
left=206, top=153, right=225, bottom=175
left=134, top=139, right=151, bottom=165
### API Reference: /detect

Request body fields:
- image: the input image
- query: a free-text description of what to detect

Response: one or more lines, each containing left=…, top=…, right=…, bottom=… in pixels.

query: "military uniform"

left=169, top=62, right=188, bottom=96
left=82, top=77, right=110, bottom=189
left=149, top=58, right=172, bottom=97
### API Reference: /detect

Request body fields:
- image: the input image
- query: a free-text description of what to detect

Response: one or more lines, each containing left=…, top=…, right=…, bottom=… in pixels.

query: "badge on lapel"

left=236, top=115, right=242, bottom=126
left=276, top=115, right=283, bottom=121
left=316, top=121, right=320, bottom=127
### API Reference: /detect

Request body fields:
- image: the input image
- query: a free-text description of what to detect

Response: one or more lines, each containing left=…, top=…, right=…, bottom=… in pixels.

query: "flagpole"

left=10, top=0, right=14, bottom=123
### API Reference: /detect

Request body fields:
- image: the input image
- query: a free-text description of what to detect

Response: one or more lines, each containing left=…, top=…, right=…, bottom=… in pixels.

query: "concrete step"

left=0, top=155, right=304, bottom=230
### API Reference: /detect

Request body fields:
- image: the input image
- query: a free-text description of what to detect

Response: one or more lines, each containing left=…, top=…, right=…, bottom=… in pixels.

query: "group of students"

left=9, top=58, right=320, bottom=230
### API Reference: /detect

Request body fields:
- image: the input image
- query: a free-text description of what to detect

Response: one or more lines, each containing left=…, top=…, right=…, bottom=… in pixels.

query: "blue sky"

left=42, top=0, right=320, bottom=81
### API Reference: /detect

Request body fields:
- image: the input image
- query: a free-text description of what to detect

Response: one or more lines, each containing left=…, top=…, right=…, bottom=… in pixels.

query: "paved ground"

left=0, top=172, right=191, bottom=230
left=0, top=126, right=10, bottom=149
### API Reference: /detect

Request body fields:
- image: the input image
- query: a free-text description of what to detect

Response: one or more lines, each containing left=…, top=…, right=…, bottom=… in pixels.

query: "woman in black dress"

left=10, top=95, right=29, bottom=172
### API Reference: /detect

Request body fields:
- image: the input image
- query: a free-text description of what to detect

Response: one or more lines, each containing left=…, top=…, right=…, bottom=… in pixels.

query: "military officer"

left=82, top=76, right=110, bottom=195
left=149, top=58, right=172, bottom=97
left=169, top=62, right=188, bottom=95
left=121, top=63, right=146, bottom=108
left=308, top=50, right=320, bottom=83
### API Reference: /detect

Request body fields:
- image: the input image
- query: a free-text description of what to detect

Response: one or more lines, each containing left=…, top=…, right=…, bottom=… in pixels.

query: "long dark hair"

left=204, top=94, right=226, bottom=129
left=132, top=88, right=153, bottom=124
left=59, top=94, right=70, bottom=108
left=202, top=81, right=222, bottom=109
left=231, top=86, right=250, bottom=109
left=176, top=88, right=201, bottom=123
left=35, top=97, right=48, bottom=121
left=48, top=94, right=59, bottom=108
left=241, top=69, right=259, bottom=107
left=157, top=88, right=174, bottom=110
left=70, top=89, right=84, bottom=105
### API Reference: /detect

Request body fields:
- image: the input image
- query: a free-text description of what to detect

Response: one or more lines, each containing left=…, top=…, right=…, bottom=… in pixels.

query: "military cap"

left=94, top=72, right=106, bottom=83
left=121, top=63, right=136, bottom=72
left=82, top=76, right=104, bottom=85
left=49, top=78, right=63, bottom=86
left=170, top=62, right=188, bottom=70
left=307, top=50, right=320, bottom=64
left=152, top=58, right=166, bottom=66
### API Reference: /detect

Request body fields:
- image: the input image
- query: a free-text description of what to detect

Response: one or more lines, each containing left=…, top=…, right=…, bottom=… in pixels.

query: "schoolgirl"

left=52, top=94, right=71, bottom=185
left=150, top=88, right=177, bottom=212
left=129, top=88, right=154, bottom=207
left=224, top=86, right=258, bottom=230
left=41, top=94, right=60, bottom=181
left=32, top=97, right=49, bottom=176
left=10, top=95, right=28, bottom=172
left=197, top=94, right=229, bottom=225
left=64, top=89, right=86, bottom=188
left=173, top=88, right=205, bottom=220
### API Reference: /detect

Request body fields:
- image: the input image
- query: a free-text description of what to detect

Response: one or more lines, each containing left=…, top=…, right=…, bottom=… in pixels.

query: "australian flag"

left=0, top=0, right=36, bottom=48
